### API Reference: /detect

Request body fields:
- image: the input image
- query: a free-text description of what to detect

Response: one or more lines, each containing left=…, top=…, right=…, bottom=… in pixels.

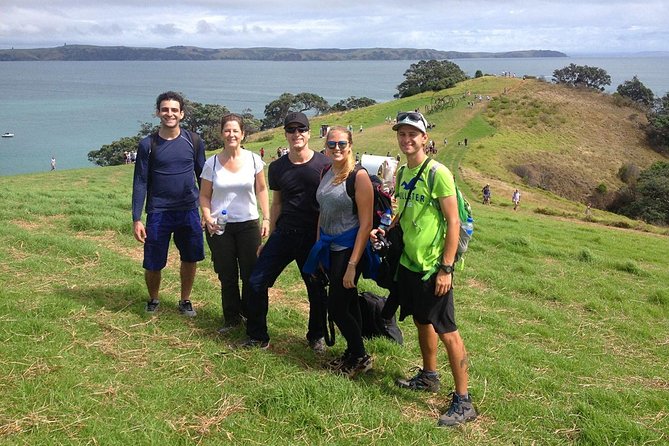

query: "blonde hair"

left=325, top=126, right=355, bottom=185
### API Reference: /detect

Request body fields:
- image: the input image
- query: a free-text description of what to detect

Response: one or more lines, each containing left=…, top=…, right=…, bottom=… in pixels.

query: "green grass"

left=1, top=79, right=668, bottom=445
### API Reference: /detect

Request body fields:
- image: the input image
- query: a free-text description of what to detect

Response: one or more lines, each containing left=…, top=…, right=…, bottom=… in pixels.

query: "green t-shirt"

left=396, top=159, right=456, bottom=273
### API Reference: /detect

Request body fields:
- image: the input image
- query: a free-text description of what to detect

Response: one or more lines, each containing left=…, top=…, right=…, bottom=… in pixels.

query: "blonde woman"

left=304, top=126, right=375, bottom=377
left=200, top=114, right=270, bottom=333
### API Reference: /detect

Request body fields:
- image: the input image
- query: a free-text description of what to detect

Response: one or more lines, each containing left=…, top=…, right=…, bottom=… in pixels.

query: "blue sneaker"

left=437, top=392, right=477, bottom=427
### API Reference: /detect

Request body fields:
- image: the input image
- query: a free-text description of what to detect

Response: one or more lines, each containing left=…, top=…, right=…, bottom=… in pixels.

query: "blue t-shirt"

left=132, top=130, right=206, bottom=221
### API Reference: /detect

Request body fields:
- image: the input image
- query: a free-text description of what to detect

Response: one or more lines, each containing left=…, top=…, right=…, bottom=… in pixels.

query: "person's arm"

left=254, top=166, right=270, bottom=238
left=435, top=194, right=459, bottom=297
left=199, top=178, right=217, bottom=235
left=132, top=141, right=149, bottom=243
left=258, top=189, right=281, bottom=256
left=194, top=135, right=206, bottom=189
left=344, top=170, right=374, bottom=289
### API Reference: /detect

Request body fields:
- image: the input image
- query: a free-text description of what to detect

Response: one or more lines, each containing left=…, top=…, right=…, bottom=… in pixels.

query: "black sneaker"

left=395, top=368, right=441, bottom=392
left=240, top=338, right=270, bottom=349
left=326, top=351, right=351, bottom=371
left=309, top=337, right=326, bottom=355
left=145, top=299, right=160, bottom=313
left=178, top=300, right=196, bottom=317
left=437, top=392, right=477, bottom=427
left=339, top=354, right=373, bottom=378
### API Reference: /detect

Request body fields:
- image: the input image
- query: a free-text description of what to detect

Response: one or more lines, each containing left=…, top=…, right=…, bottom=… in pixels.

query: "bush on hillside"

left=329, top=96, right=377, bottom=112
left=645, top=93, right=669, bottom=155
left=609, top=162, right=669, bottom=225
left=616, top=76, right=654, bottom=107
left=552, top=64, right=611, bottom=91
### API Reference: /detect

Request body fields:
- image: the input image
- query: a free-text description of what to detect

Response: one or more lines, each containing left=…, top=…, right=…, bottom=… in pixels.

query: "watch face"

left=440, top=264, right=453, bottom=273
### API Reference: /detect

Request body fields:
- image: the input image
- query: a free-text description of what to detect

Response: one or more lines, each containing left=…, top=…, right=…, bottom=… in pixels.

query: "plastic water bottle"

left=373, top=209, right=393, bottom=251
left=462, top=216, right=474, bottom=236
left=216, top=210, right=228, bottom=235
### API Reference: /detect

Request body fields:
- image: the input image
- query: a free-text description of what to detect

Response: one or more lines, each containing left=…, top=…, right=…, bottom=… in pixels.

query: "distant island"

left=0, top=45, right=567, bottom=61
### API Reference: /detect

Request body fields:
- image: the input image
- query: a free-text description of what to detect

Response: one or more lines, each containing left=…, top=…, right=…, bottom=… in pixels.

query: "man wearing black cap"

left=242, top=112, right=331, bottom=351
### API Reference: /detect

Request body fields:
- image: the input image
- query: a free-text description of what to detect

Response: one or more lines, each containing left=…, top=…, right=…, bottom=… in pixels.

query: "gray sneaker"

left=438, top=392, right=477, bottom=427
left=178, top=300, right=196, bottom=317
left=145, top=299, right=160, bottom=313
left=395, top=368, right=441, bottom=392
left=240, top=338, right=270, bottom=349
left=338, top=354, right=373, bottom=378
left=309, top=337, right=326, bottom=354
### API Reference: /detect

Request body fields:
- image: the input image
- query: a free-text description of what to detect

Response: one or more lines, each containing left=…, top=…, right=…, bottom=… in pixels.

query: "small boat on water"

left=2, top=132, right=14, bottom=138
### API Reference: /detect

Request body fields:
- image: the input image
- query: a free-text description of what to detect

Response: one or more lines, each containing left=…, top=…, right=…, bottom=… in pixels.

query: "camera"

left=372, top=233, right=392, bottom=257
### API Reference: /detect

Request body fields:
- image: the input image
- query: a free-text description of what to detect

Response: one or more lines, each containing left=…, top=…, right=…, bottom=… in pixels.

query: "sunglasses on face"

left=285, top=126, right=309, bottom=134
left=397, top=112, right=427, bottom=126
left=326, top=140, right=349, bottom=150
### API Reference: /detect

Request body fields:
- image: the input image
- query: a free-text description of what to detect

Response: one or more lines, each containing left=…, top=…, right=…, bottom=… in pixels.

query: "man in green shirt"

left=373, top=111, right=477, bottom=427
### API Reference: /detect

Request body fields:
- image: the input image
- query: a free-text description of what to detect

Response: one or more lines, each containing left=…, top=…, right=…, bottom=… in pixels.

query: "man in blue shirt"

left=132, top=91, right=206, bottom=317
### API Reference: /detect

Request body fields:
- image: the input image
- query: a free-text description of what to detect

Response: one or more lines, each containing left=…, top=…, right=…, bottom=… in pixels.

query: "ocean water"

left=1, top=57, right=668, bottom=176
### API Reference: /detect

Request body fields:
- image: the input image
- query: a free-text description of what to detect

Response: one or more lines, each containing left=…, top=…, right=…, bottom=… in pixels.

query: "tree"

left=552, top=63, right=611, bottom=91
left=474, top=70, right=484, bottom=78
left=616, top=76, right=654, bottom=107
left=645, top=93, right=669, bottom=154
left=262, top=92, right=330, bottom=129
left=330, top=96, right=377, bottom=112
left=395, top=59, right=467, bottom=98
left=88, top=135, right=141, bottom=167
left=619, top=162, right=669, bottom=225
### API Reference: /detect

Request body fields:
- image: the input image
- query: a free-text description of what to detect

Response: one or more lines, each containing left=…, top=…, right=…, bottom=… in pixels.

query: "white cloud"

left=0, top=0, right=668, bottom=53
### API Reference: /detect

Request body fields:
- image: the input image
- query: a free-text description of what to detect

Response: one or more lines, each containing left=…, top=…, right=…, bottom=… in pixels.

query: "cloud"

left=1, top=0, right=668, bottom=53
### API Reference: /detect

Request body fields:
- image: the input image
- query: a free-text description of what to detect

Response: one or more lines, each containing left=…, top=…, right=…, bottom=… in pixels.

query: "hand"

left=204, top=219, right=220, bottom=236
left=434, top=270, right=453, bottom=297
left=260, top=220, right=270, bottom=238
left=133, top=221, right=146, bottom=243
left=343, top=264, right=356, bottom=289
left=370, top=227, right=385, bottom=243
left=257, top=242, right=265, bottom=257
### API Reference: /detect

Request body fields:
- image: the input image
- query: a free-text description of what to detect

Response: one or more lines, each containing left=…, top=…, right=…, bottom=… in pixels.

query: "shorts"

left=143, top=209, right=205, bottom=271
left=397, top=265, right=457, bottom=334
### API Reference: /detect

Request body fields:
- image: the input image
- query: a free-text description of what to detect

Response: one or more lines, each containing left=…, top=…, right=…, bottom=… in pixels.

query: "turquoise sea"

left=1, top=56, right=668, bottom=176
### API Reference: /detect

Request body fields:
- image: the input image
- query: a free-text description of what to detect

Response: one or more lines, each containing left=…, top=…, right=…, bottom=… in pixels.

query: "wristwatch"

left=439, top=263, right=454, bottom=274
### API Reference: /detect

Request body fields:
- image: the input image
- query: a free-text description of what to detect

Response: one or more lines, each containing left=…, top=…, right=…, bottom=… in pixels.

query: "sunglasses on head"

left=285, top=126, right=309, bottom=134
left=326, top=140, right=348, bottom=150
left=397, top=112, right=426, bottom=125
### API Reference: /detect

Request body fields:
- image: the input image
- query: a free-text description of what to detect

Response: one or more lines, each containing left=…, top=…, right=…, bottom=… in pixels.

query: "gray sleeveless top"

left=316, top=168, right=359, bottom=251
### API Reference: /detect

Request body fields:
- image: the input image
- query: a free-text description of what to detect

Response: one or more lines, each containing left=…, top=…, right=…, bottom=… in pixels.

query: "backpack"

left=358, top=291, right=403, bottom=344
left=321, top=164, right=394, bottom=228
left=149, top=129, right=202, bottom=161
left=396, top=160, right=473, bottom=262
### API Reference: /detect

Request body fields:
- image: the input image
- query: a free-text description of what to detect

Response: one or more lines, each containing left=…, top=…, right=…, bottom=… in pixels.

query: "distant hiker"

left=50, top=156, right=56, bottom=171
left=512, top=189, right=521, bottom=210
left=242, top=112, right=331, bottom=351
left=464, top=138, right=468, bottom=147
left=259, top=147, right=265, bottom=159
left=132, top=91, right=206, bottom=317
left=199, top=113, right=270, bottom=334
left=371, top=111, right=477, bottom=427
left=482, top=184, right=491, bottom=205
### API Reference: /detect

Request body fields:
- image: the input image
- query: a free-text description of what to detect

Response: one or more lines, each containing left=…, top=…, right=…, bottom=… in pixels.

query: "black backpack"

left=358, top=291, right=403, bottom=344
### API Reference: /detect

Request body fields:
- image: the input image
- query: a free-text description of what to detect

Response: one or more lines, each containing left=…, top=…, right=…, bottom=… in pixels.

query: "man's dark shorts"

left=397, top=265, right=457, bottom=334
left=143, top=209, right=204, bottom=271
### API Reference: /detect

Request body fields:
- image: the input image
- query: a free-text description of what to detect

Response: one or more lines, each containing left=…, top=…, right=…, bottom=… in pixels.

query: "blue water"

left=1, top=57, right=668, bottom=176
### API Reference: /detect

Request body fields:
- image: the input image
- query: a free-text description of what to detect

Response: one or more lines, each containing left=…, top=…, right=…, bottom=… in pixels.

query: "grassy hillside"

left=1, top=78, right=668, bottom=445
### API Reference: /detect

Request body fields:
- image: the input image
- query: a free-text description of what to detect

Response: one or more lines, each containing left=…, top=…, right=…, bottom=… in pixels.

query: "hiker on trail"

left=199, top=113, right=270, bottom=334
left=512, top=189, right=521, bottom=210
left=482, top=184, right=491, bottom=205
left=50, top=156, right=56, bottom=171
left=303, top=126, right=375, bottom=378
left=242, top=112, right=331, bottom=351
left=370, top=111, right=477, bottom=427
left=132, top=91, right=206, bottom=317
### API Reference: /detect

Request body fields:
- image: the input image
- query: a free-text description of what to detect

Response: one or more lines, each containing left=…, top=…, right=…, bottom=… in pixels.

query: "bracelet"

left=348, top=261, right=357, bottom=266
left=262, top=218, right=270, bottom=221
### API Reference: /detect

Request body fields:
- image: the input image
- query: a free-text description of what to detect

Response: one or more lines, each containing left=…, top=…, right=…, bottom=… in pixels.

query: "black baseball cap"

left=283, top=112, right=310, bottom=129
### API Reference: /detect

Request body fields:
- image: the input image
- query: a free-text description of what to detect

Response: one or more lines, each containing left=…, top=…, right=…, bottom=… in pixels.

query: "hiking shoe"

left=240, top=338, right=270, bottom=350
left=339, top=354, right=373, bottom=378
left=326, top=351, right=351, bottom=371
left=217, top=322, right=242, bottom=335
left=145, top=299, right=160, bottom=313
left=178, top=300, right=197, bottom=317
left=437, top=392, right=478, bottom=427
left=395, top=368, right=441, bottom=392
left=309, top=337, right=326, bottom=355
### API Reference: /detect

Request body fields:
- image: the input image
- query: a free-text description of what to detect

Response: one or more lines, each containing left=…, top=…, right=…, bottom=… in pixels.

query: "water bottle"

left=216, top=210, right=228, bottom=235
left=458, top=216, right=473, bottom=255
left=373, top=209, right=393, bottom=251
left=462, top=216, right=474, bottom=236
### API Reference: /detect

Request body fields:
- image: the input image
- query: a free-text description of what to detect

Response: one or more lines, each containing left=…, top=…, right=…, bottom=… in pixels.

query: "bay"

left=1, top=56, right=668, bottom=176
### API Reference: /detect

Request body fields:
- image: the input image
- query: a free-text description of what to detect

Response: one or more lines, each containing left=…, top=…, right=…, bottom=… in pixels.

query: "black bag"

left=358, top=291, right=403, bottom=344
left=375, top=224, right=403, bottom=290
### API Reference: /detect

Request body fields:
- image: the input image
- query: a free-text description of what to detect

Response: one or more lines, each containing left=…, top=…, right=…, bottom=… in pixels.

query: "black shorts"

left=397, top=265, right=457, bottom=334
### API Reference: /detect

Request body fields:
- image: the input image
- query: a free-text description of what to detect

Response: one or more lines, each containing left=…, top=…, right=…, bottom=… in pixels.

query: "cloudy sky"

left=1, top=0, right=668, bottom=55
